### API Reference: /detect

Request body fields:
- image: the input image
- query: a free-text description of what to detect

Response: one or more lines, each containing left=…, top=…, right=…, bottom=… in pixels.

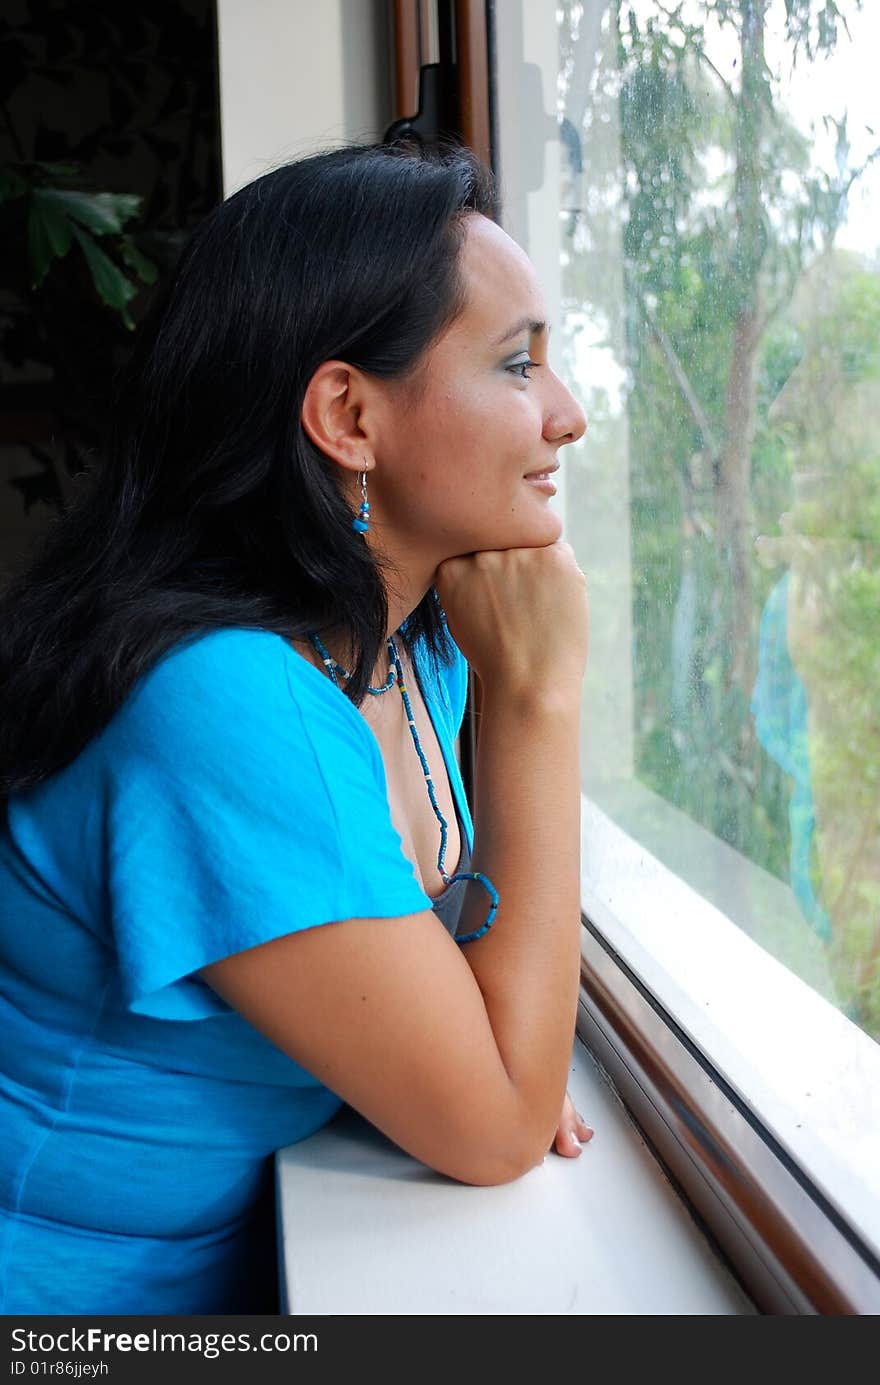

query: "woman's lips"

left=523, top=472, right=557, bottom=493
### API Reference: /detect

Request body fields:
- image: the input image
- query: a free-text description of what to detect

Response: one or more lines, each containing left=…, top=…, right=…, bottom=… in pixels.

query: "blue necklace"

left=307, top=630, right=498, bottom=941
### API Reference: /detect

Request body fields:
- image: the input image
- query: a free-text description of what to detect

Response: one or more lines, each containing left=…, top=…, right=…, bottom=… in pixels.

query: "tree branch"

left=639, top=292, right=721, bottom=464
left=653, top=1, right=738, bottom=104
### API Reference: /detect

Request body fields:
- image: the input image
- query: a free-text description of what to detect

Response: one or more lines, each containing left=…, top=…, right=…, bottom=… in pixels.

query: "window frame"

left=579, top=916, right=880, bottom=1314
left=406, top=0, right=880, bottom=1315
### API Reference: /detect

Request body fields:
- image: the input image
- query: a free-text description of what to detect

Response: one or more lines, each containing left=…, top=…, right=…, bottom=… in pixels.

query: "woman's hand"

left=549, top=1090, right=594, bottom=1158
left=434, top=541, right=589, bottom=702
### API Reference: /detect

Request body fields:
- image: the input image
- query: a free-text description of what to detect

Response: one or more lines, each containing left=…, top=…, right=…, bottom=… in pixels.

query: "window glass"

left=491, top=0, right=880, bottom=1045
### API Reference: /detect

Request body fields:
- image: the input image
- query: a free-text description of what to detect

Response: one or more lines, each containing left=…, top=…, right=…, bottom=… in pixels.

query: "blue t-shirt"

left=0, top=626, right=473, bottom=1314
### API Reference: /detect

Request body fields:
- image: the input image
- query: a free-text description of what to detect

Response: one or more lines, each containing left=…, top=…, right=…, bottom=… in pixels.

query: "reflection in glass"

left=548, top=1, right=879, bottom=1040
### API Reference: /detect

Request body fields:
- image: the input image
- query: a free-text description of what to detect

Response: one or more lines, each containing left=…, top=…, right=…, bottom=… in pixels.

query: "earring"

left=352, top=463, right=370, bottom=534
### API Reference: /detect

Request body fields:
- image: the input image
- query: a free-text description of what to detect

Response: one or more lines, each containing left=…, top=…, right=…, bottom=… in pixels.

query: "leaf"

left=120, top=238, right=159, bottom=285
left=36, top=188, right=142, bottom=236
left=70, top=223, right=138, bottom=324
left=32, top=160, right=81, bottom=180
left=27, top=192, right=73, bottom=285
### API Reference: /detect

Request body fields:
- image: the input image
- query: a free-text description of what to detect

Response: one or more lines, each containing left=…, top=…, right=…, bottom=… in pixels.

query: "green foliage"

left=783, top=0, right=857, bottom=60
left=0, top=0, right=220, bottom=519
left=1, top=163, right=158, bottom=328
left=560, top=0, right=879, bottom=1038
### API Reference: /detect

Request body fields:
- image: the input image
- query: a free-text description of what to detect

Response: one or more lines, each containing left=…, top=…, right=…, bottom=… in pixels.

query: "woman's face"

left=372, top=213, right=586, bottom=565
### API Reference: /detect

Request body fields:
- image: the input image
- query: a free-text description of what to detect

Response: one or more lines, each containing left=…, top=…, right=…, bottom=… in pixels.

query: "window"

left=489, top=0, right=880, bottom=1306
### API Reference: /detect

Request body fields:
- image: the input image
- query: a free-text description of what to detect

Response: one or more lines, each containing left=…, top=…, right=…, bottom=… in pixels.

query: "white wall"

left=217, top=0, right=393, bottom=196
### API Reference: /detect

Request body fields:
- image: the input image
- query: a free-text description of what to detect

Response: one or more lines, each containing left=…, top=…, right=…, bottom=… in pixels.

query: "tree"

left=558, top=0, right=880, bottom=1035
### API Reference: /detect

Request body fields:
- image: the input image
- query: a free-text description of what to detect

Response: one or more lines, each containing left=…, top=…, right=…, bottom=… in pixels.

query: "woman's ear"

left=301, top=360, right=371, bottom=477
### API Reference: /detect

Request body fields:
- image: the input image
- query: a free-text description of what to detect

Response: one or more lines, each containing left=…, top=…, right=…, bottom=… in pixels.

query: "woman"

left=0, top=141, right=592, bottom=1314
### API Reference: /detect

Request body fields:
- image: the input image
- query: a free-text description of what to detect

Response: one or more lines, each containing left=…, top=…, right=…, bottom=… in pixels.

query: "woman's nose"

left=544, top=377, right=587, bottom=445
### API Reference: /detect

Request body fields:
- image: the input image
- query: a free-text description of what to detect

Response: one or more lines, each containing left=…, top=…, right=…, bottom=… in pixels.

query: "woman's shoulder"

left=137, top=625, right=292, bottom=691
left=106, top=626, right=374, bottom=772
left=125, top=625, right=344, bottom=707
left=99, top=622, right=467, bottom=777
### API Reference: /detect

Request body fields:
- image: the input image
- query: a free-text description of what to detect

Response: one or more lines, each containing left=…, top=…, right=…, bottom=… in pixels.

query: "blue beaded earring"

left=352, top=464, right=370, bottom=534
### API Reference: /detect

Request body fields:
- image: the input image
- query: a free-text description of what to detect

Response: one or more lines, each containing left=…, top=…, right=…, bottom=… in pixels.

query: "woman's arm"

left=203, top=538, right=588, bottom=1189
left=457, top=684, right=582, bottom=1154
left=200, top=686, right=582, bottom=1187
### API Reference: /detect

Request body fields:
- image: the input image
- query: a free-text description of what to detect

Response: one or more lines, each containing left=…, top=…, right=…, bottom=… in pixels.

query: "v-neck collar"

left=406, top=634, right=473, bottom=856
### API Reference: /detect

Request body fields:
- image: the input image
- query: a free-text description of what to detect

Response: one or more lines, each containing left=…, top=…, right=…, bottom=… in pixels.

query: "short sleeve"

left=103, top=630, right=433, bottom=1021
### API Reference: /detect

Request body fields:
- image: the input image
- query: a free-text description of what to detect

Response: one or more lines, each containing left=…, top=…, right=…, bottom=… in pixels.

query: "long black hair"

left=0, top=141, right=497, bottom=798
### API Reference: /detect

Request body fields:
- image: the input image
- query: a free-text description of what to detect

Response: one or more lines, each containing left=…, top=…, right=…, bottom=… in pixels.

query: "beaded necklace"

left=306, top=629, right=498, bottom=942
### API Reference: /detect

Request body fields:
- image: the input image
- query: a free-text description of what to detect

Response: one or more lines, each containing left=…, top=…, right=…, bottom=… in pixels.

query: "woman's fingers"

left=549, top=1092, right=595, bottom=1158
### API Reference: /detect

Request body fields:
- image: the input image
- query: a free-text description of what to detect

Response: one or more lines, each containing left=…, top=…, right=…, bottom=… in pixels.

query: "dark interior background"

left=0, top=0, right=222, bottom=584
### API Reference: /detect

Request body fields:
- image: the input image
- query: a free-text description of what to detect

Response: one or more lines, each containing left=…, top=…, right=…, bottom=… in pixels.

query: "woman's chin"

left=523, top=505, right=564, bottom=545
left=462, top=506, right=563, bottom=553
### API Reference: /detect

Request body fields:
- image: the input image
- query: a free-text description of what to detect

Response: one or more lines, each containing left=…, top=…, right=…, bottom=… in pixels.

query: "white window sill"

left=275, top=1035, right=754, bottom=1315
left=581, top=782, right=880, bottom=1258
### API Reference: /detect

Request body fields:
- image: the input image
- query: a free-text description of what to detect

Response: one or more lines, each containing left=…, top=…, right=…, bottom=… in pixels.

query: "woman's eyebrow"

left=492, top=316, right=549, bottom=346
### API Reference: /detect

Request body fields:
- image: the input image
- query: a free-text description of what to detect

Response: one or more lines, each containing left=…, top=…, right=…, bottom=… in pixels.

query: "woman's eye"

left=507, top=358, right=540, bottom=380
